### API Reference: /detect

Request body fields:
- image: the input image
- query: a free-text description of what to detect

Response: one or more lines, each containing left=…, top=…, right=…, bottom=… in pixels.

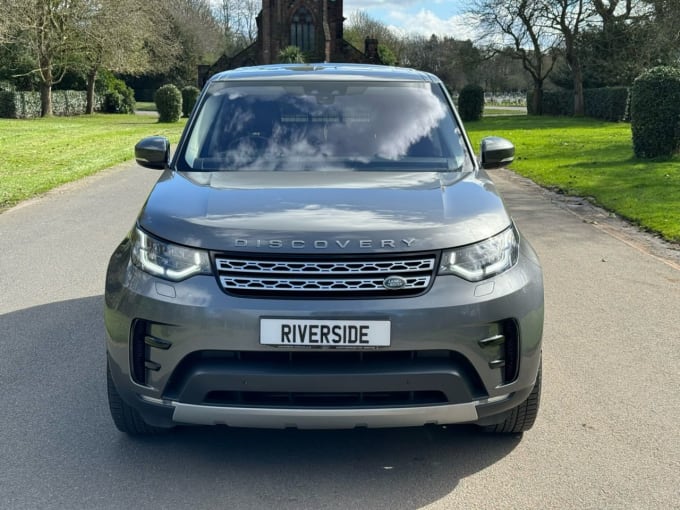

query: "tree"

left=164, top=0, right=225, bottom=85
left=471, top=0, right=559, bottom=115
left=344, top=11, right=404, bottom=62
left=76, top=0, right=180, bottom=114
left=541, top=0, right=589, bottom=115
left=641, top=0, right=680, bottom=64
left=214, top=0, right=259, bottom=55
left=574, top=1, right=654, bottom=87
left=0, top=0, right=91, bottom=116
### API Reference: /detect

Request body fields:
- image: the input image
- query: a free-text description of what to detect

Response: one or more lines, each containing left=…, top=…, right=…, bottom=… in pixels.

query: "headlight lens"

left=439, top=226, right=519, bottom=281
left=131, top=227, right=211, bottom=281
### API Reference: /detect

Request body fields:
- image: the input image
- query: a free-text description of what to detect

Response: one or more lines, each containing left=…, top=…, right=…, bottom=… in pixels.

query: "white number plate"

left=260, top=319, right=391, bottom=347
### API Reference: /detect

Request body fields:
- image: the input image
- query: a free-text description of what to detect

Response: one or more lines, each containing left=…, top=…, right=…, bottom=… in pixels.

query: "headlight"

left=439, top=226, right=519, bottom=281
left=131, top=227, right=211, bottom=281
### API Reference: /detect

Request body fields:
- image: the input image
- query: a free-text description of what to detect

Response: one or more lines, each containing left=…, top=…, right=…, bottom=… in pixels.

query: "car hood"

left=138, top=170, right=511, bottom=253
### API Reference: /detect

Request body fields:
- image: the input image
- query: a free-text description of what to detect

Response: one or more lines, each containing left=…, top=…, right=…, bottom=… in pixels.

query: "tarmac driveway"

left=0, top=162, right=678, bottom=509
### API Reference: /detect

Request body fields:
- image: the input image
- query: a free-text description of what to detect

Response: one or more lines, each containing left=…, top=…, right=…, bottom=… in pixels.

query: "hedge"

left=0, top=90, right=89, bottom=118
left=527, top=87, right=629, bottom=121
left=584, top=87, right=629, bottom=122
left=527, top=90, right=573, bottom=116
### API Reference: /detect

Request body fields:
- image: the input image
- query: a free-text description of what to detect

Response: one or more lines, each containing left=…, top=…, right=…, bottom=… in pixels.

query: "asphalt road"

left=1, top=163, right=678, bottom=509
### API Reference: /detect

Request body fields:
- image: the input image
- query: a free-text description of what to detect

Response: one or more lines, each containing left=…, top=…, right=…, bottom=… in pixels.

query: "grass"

left=0, top=114, right=186, bottom=210
left=135, top=101, right=157, bottom=112
left=484, top=107, right=527, bottom=117
left=465, top=115, right=680, bottom=243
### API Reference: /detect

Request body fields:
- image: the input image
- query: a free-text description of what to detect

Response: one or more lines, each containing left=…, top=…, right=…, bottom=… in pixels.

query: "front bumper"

left=139, top=393, right=522, bottom=429
left=105, top=237, right=543, bottom=429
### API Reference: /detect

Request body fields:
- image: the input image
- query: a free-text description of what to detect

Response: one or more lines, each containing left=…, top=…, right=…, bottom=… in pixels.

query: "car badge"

left=383, top=276, right=407, bottom=290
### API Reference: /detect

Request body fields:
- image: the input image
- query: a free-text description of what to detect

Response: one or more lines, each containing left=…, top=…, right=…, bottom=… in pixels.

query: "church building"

left=199, top=0, right=381, bottom=85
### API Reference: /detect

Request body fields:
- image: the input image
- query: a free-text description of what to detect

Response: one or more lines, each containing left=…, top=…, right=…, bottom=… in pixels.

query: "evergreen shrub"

left=155, top=84, right=182, bottom=123
left=99, top=74, right=135, bottom=113
left=458, top=84, right=484, bottom=122
left=181, top=86, right=200, bottom=117
left=630, top=66, right=680, bottom=158
left=103, top=91, right=125, bottom=114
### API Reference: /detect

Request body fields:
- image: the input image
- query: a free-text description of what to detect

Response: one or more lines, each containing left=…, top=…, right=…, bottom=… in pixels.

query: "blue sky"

left=343, top=0, right=475, bottom=39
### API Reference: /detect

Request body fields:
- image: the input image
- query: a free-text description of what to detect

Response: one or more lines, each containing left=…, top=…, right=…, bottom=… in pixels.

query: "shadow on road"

left=1, top=296, right=523, bottom=509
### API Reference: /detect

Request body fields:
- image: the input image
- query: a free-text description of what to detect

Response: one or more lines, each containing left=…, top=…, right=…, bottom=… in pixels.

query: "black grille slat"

left=204, top=390, right=448, bottom=407
left=213, top=253, right=437, bottom=298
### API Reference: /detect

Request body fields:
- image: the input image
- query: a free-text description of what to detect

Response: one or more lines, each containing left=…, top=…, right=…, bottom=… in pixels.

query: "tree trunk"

left=86, top=69, right=97, bottom=114
left=40, top=81, right=53, bottom=117
left=572, top=61, right=585, bottom=116
left=532, top=79, right=544, bottom=116
left=39, top=57, right=53, bottom=117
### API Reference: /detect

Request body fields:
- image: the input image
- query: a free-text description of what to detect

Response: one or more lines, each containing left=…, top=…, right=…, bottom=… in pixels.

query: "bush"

left=95, top=72, right=135, bottom=113
left=155, top=84, right=182, bottom=123
left=278, top=46, right=305, bottom=63
left=458, top=84, right=484, bottom=122
left=102, top=77, right=135, bottom=113
left=181, top=86, right=200, bottom=117
left=103, top=91, right=125, bottom=114
left=631, top=66, right=680, bottom=158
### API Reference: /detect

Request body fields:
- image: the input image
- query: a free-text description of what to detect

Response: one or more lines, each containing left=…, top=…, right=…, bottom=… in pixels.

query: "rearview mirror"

left=480, top=136, right=515, bottom=169
left=135, top=136, right=170, bottom=170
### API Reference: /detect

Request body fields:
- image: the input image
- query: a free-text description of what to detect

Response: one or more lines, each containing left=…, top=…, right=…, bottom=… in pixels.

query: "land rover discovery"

left=104, top=64, right=544, bottom=435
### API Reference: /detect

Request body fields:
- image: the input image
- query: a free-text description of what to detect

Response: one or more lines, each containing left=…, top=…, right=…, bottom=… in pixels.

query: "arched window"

left=290, top=7, right=315, bottom=53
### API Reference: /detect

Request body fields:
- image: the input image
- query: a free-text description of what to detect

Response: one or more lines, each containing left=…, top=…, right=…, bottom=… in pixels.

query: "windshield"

left=178, top=80, right=472, bottom=172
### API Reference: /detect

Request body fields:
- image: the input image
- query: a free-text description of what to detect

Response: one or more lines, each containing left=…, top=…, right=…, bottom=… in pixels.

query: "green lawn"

left=466, top=116, right=680, bottom=243
left=0, top=114, right=186, bottom=210
left=135, top=102, right=157, bottom=112
left=484, top=107, right=527, bottom=116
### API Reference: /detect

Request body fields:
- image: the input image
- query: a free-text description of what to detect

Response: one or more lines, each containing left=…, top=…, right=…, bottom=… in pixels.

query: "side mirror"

left=480, top=136, right=515, bottom=169
left=135, top=136, right=170, bottom=170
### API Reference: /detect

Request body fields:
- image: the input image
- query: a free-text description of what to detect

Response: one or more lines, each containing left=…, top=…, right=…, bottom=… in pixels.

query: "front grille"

left=214, top=253, right=437, bottom=298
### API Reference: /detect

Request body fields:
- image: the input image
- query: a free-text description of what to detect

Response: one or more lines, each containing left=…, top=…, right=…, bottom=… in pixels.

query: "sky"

left=343, top=0, right=476, bottom=40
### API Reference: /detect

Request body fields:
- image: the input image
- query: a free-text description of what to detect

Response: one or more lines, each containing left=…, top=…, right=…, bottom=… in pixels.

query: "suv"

left=105, top=64, right=543, bottom=435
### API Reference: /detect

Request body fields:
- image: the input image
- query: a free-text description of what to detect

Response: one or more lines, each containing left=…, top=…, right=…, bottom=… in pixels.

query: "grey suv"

left=105, top=64, right=543, bottom=435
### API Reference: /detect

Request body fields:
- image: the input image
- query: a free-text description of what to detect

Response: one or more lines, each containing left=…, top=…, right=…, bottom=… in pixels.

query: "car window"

left=179, top=80, right=471, bottom=172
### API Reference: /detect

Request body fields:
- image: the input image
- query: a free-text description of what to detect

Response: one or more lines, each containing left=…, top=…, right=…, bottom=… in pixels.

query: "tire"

left=107, top=361, right=168, bottom=435
left=484, top=359, right=542, bottom=434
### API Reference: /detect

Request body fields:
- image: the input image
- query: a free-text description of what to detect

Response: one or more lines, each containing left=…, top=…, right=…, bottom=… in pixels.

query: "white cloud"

left=387, top=9, right=478, bottom=40
left=344, top=1, right=479, bottom=40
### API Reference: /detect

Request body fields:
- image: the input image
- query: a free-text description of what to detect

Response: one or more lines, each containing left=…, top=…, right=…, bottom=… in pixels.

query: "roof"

left=209, top=63, right=440, bottom=83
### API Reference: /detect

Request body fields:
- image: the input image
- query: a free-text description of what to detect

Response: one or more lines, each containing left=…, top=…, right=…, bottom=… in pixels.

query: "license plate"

left=260, top=319, right=390, bottom=347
